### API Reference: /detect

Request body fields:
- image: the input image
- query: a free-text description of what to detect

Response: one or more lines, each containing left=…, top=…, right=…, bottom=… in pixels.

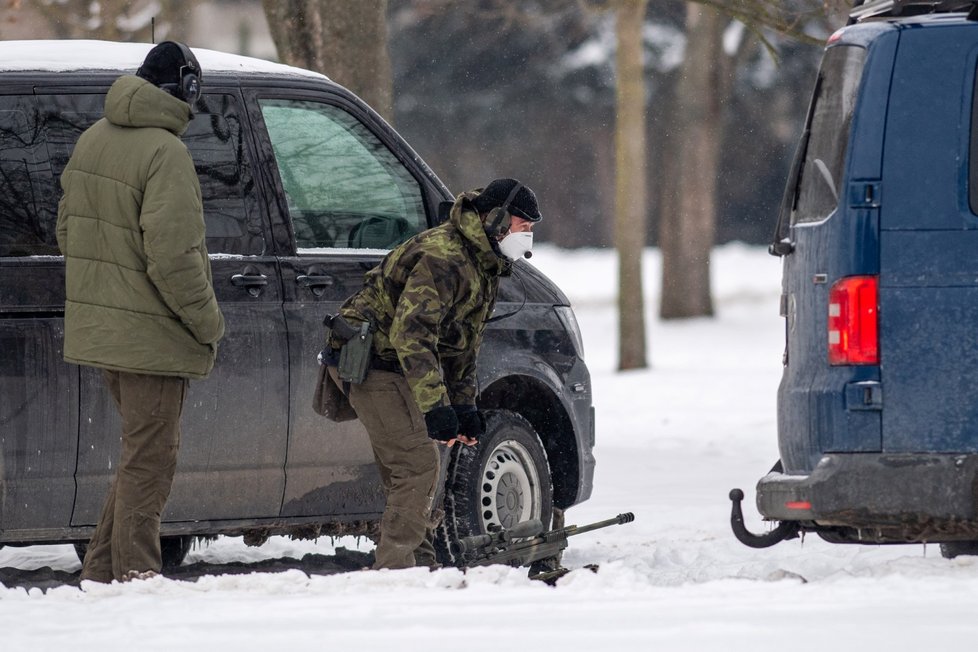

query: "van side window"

left=41, top=92, right=263, bottom=256
left=258, top=99, right=426, bottom=250
left=793, top=46, right=867, bottom=225
left=0, top=97, right=58, bottom=257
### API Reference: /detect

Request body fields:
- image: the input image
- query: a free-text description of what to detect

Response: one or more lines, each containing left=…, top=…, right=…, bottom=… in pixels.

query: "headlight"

left=554, top=305, right=585, bottom=361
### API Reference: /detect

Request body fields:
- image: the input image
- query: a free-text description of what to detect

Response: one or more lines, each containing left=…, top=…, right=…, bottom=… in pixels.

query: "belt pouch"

left=338, top=321, right=373, bottom=384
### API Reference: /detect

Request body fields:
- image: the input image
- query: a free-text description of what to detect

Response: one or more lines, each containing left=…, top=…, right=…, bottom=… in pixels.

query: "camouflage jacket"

left=339, top=190, right=510, bottom=413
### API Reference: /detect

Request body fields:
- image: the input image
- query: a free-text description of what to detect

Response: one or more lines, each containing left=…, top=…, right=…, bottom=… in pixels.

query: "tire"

left=940, top=541, right=978, bottom=559
left=437, top=409, right=553, bottom=565
left=74, top=535, right=193, bottom=571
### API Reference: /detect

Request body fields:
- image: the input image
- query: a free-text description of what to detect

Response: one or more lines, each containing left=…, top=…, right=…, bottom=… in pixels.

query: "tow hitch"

left=728, top=488, right=801, bottom=548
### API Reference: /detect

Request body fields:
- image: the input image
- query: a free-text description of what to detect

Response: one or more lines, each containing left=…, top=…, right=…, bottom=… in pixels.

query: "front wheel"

left=437, top=409, right=553, bottom=565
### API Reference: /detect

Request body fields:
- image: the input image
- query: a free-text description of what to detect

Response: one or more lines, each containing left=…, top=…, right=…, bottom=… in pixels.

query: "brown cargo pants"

left=80, top=370, right=187, bottom=583
left=329, top=366, right=440, bottom=570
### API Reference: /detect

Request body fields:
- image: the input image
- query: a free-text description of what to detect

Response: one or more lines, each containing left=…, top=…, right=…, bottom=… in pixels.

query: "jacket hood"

left=451, top=191, right=511, bottom=277
left=104, top=75, right=191, bottom=136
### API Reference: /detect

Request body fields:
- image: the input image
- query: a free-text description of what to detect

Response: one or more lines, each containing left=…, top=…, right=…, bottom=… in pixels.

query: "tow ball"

left=728, top=488, right=801, bottom=548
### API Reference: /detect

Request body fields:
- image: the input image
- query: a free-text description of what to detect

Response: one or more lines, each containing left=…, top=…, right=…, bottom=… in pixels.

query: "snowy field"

left=3, top=243, right=975, bottom=650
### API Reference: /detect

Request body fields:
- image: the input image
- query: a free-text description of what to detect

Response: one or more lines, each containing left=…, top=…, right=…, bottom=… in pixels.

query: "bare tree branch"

left=34, top=0, right=186, bottom=42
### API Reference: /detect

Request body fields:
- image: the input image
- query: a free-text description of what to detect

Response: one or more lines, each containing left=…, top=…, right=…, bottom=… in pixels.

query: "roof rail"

left=848, top=0, right=978, bottom=24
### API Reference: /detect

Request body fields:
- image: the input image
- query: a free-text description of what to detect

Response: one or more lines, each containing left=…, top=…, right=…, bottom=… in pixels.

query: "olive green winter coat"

left=339, top=191, right=510, bottom=413
left=56, top=75, right=224, bottom=379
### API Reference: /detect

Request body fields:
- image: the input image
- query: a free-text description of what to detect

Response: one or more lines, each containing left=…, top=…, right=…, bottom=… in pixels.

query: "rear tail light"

left=828, top=275, right=879, bottom=365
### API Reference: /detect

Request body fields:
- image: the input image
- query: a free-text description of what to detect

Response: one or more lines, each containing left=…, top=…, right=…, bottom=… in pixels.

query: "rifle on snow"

left=452, top=512, right=635, bottom=580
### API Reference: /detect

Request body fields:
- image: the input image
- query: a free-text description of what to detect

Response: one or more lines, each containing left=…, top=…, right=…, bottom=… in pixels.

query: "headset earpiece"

left=485, top=182, right=523, bottom=237
left=486, top=206, right=512, bottom=237
left=181, top=72, right=200, bottom=105
left=173, top=42, right=201, bottom=106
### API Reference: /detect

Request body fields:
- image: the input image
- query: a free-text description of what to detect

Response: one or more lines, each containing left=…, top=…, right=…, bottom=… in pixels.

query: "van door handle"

left=296, top=274, right=334, bottom=298
left=231, top=273, right=268, bottom=297
left=296, top=274, right=334, bottom=288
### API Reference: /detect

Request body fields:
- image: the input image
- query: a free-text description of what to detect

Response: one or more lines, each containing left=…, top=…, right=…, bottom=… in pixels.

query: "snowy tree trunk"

left=659, top=2, right=725, bottom=319
left=614, top=0, right=649, bottom=371
left=263, top=0, right=392, bottom=122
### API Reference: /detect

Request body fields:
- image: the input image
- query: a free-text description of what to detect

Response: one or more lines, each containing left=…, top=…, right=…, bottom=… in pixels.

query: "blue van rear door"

left=778, top=39, right=890, bottom=473
left=878, top=24, right=978, bottom=453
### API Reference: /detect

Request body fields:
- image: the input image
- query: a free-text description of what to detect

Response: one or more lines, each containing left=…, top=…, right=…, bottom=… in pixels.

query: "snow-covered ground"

left=3, top=243, right=975, bottom=650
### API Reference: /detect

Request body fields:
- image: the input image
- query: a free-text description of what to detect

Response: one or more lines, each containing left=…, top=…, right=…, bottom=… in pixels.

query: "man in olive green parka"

left=56, top=42, right=224, bottom=583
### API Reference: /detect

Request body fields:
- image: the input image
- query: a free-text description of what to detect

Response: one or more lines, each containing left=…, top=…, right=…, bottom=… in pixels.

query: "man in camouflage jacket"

left=331, top=178, right=541, bottom=569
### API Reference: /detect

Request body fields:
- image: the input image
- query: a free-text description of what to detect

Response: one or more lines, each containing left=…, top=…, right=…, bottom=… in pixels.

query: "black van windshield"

left=791, top=45, right=867, bottom=225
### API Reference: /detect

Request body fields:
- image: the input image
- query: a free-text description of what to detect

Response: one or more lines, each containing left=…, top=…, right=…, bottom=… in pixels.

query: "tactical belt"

left=322, top=344, right=402, bottom=375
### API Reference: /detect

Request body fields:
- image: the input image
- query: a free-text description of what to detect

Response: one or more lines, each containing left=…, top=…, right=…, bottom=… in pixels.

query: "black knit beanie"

left=471, top=178, right=542, bottom=222
left=136, top=42, right=188, bottom=87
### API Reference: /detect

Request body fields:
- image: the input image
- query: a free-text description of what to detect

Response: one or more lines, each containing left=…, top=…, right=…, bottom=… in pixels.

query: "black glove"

left=454, top=405, right=485, bottom=442
left=424, top=405, right=459, bottom=442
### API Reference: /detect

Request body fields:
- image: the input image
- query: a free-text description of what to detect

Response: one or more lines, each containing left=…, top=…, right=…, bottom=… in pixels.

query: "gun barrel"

left=564, top=512, right=636, bottom=537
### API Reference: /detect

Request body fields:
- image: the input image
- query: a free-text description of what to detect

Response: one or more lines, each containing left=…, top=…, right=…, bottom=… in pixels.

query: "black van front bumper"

left=757, top=453, right=978, bottom=542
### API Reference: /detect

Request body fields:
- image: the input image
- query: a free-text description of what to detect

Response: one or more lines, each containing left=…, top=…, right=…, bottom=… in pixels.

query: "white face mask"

left=498, top=231, right=533, bottom=261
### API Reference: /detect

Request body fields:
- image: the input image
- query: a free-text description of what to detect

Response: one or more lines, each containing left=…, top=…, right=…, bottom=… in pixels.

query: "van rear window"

left=39, top=92, right=264, bottom=256
left=0, top=98, right=59, bottom=257
left=793, top=45, right=867, bottom=225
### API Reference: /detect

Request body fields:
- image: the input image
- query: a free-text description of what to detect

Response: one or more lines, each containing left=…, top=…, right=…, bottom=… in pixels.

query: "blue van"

left=730, top=0, right=978, bottom=557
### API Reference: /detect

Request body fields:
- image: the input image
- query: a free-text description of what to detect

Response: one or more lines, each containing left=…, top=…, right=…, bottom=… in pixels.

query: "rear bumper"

left=758, top=453, right=978, bottom=541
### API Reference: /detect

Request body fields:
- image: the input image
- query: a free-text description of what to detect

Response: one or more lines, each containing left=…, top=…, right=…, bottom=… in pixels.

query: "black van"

left=0, top=41, right=594, bottom=567
left=729, top=0, right=978, bottom=556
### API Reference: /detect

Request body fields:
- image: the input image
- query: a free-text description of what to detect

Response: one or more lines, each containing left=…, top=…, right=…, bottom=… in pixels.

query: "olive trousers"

left=330, top=366, right=440, bottom=570
left=80, top=370, right=187, bottom=583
